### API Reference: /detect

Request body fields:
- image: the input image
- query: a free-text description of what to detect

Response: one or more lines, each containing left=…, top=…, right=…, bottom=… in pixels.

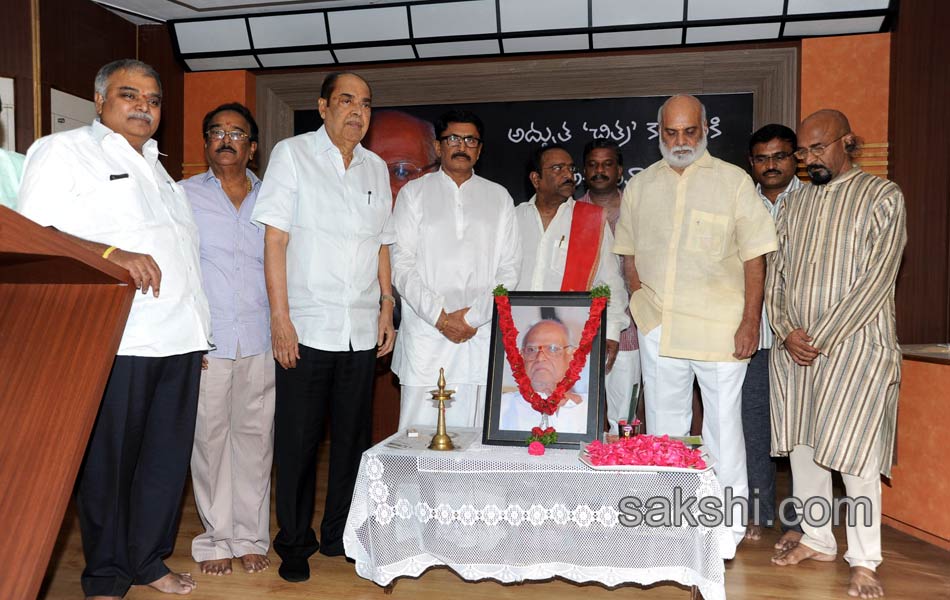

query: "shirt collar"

left=658, top=149, right=714, bottom=173
left=438, top=167, right=476, bottom=187
left=313, top=125, right=367, bottom=166
left=824, top=165, right=862, bottom=188
left=201, top=167, right=260, bottom=186
left=91, top=119, right=159, bottom=158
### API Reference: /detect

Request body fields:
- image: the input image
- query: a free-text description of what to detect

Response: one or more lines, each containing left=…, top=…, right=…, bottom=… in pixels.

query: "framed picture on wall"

left=482, top=291, right=606, bottom=449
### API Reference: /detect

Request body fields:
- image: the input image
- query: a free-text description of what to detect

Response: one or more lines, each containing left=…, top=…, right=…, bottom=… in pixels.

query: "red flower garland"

left=494, top=288, right=608, bottom=417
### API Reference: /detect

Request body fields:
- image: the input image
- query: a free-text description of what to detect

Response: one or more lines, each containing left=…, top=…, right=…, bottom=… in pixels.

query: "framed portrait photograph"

left=482, top=291, right=606, bottom=449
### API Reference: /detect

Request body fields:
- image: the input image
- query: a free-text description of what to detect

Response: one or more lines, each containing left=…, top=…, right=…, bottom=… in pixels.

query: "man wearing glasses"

left=614, top=95, right=777, bottom=548
left=515, top=144, right=629, bottom=380
left=499, top=320, right=587, bottom=433
left=742, top=124, right=804, bottom=544
left=391, top=109, right=521, bottom=429
left=180, top=103, right=274, bottom=577
left=363, top=109, right=438, bottom=203
left=767, top=110, right=906, bottom=600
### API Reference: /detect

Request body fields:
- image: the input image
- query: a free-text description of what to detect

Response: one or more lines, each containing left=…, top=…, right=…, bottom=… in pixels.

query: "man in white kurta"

left=515, top=144, right=629, bottom=363
left=392, top=110, right=521, bottom=429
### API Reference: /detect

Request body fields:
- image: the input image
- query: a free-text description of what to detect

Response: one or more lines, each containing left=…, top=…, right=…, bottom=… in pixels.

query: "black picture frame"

left=482, top=291, right=606, bottom=449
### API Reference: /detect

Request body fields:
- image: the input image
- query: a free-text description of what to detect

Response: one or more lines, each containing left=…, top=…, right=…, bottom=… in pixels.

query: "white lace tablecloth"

left=344, top=429, right=736, bottom=600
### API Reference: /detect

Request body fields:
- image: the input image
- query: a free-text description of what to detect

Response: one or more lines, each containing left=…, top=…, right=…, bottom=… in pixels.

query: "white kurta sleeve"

left=466, top=196, right=522, bottom=328
left=391, top=185, right=445, bottom=327
left=594, top=224, right=629, bottom=341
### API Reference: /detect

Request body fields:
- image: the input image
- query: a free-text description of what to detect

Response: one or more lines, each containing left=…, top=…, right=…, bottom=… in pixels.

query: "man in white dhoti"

left=392, top=109, right=521, bottom=429
left=768, top=109, right=906, bottom=600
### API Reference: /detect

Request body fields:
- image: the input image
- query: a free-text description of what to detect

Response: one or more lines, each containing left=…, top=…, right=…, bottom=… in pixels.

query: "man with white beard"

left=613, top=94, right=777, bottom=546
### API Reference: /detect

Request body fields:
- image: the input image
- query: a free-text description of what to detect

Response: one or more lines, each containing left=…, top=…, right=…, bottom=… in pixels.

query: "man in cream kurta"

left=767, top=110, right=905, bottom=600
left=614, top=95, right=777, bottom=546
left=393, top=110, right=521, bottom=429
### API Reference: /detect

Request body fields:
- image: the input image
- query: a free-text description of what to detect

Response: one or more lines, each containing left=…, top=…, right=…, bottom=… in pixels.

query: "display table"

left=344, top=429, right=736, bottom=600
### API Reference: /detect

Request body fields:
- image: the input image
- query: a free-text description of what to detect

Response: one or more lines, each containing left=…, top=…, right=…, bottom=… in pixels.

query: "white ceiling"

left=90, top=0, right=896, bottom=71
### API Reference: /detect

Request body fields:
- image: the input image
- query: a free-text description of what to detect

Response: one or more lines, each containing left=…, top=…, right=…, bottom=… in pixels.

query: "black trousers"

left=77, top=352, right=202, bottom=597
left=273, top=344, right=376, bottom=560
left=741, top=349, right=800, bottom=531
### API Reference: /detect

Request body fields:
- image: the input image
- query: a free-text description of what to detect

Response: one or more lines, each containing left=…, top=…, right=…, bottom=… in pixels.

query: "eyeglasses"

left=751, top=151, right=794, bottom=165
left=793, top=133, right=848, bottom=160
left=523, top=344, right=573, bottom=358
left=388, top=161, right=438, bottom=182
left=439, top=134, right=482, bottom=148
left=544, top=163, right=578, bottom=175
left=206, top=128, right=250, bottom=142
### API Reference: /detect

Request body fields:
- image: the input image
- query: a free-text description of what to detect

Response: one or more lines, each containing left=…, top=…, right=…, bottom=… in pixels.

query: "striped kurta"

left=765, top=168, right=906, bottom=478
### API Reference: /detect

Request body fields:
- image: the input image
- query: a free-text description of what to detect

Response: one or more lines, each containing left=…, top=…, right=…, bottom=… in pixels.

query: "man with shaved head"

left=363, top=109, right=438, bottom=202
left=614, top=94, right=777, bottom=547
left=767, top=109, right=906, bottom=599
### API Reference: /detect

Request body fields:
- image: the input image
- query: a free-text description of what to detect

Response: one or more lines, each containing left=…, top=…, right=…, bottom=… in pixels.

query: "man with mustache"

left=180, top=103, right=274, bottom=577
left=578, top=139, right=640, bottom=436
left=515, top=144, right=628, bottom=404
left=743, top=124, right=804, bottom=544
left=614, top=94, right=777, bottom=547
left=767, top=110, right=906, bottom=600
left=391, top=109, right=520, bottom=429
left=251, top=72, right=396, bottom=583
left=499, top=319, right=588, bottom=433
left=18, top=59, right=211, bottom=598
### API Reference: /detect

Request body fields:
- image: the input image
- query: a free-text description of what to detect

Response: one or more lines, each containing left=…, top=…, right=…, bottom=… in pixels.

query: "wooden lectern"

left=0, top=206, right=135, bottom=600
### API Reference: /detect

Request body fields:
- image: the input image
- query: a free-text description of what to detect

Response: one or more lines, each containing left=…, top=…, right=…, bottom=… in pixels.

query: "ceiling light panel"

left=175, top=19, right=250, bottom=53
left=185, top=55, right=259, bottom=72
left=499, top=0, right=586, bottom=33
left=688, top=0, right=784, bottom=21
left=410, top=1, right=497, bottom=38
left=249, top=13, right=327, bottom=49
left=416, top=39, right=500, bottom=58
left=329, top=7, right=409, bottom=44
left=256, top=51, right=334, bottom=68
left=784, top=16, right=885, bottom=36
left=503, top=34, right=588, bottom=53
left=593, top=28, right=682, bottom=49
left=787, top=0, right=890, bottom=14
left=333, top=45, right=415, bottom=63
left=686, top=22, right=781, bottom=44
left=592, top=0, right=684, bottom=26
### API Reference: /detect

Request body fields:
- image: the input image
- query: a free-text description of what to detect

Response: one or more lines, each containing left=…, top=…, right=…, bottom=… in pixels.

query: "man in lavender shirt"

left=181, top=103, right=275, bottom=577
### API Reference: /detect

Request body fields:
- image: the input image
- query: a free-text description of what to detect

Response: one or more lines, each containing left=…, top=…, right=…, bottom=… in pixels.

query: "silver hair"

left=94, top=59, right=162, bottom=97
left=657, top=95, right=707, bottom=127
left=521, top=319, right=573, bottom=349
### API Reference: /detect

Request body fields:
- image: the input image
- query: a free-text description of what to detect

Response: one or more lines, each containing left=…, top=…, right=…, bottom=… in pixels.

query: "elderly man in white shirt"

left=391, top=109, right=521, bottom=430
left=18, top=59, right=211, bottom=599
left=515, top=144, right=629, bottom=383
left=251, top=72, right=395, bottom=584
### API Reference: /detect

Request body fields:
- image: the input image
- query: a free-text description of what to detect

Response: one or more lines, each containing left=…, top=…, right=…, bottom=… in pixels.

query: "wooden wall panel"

left=889, top=0, right=950, bottom=343
left=0, top=0, right=35, bottom=151
left=39, top=0, right=136, bottom=136
left=138, top=24, right=186, bottom=181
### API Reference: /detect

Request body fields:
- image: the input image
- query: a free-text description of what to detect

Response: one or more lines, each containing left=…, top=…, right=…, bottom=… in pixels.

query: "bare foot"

left=774, top=529, right=803, bottom=553
left=148, top=572, right=197, bottom=595
left=771, top=542, right=836, bottom=566
left=744, top=525, right=763, bottom=541
left=199, top=558, right=232, bottom=576
left=849, top=567, right=884, bottom=598
left=239, top=553, right=271, bottom=573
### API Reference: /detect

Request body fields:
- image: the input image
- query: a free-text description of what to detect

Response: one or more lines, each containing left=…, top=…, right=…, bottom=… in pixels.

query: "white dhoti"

left=191, top=347, right=276, bottom=561
left=638, top=325, right=748, bottom=544
left=605, top=349, right=641, bottom=435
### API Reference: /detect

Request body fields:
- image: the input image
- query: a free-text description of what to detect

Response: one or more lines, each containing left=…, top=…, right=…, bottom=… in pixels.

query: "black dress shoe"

left=278, top=557, right=310, bottom=582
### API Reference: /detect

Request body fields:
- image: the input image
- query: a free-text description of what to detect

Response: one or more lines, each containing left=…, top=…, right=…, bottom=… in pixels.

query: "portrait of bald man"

left=363, top=109, right=438, bottom=203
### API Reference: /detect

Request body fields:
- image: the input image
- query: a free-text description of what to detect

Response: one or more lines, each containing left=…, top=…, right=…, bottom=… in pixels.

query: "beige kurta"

left=766, top=168, right=906, bottom=478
